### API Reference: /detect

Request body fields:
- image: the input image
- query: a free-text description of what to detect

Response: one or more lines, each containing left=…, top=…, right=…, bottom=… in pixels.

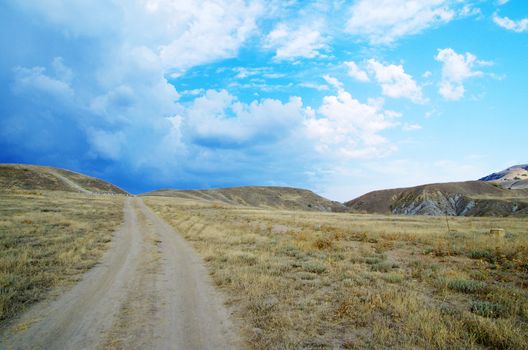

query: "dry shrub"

left=313, top=237, right=333, bottom=250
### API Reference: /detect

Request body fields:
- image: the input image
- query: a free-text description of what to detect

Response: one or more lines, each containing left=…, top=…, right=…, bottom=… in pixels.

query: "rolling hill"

left=346, top=180, right=528, bottom=216
left=142, top=186, right=346, bottom=212
left=480, top=164, right=528, bottom=189
left=5, top=162, right=527, bottom=216
left=0, top=164, right=128, bottom=195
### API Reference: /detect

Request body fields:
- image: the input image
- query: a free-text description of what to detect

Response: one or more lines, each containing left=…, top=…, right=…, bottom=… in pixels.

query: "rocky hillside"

left=346, top=181, right=528, bottom=217
left=143, top=186, right=345, bottom=212
left=480, top=164, right=528, bottom=189
left=0, top=164, right=128, bottom=195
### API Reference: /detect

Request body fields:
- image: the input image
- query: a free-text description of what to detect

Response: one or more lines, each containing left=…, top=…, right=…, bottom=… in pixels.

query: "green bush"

left=470, top=301, right=505, bottom=318
left=468, top=250, right=496, bottom=264
left=447, top=278, right=487, bottom=294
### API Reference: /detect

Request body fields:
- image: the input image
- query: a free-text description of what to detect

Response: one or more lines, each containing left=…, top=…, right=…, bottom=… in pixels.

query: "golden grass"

left=0, top=190, right=124, bottom=322
left=144, top=196, right=528, bottom=350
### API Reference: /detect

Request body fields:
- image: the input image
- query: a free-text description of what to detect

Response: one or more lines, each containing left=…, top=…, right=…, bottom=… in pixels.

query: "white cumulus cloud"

left=435, top=48, right=489, bottom=100
left=345, top=61, right=370, bottom=82
left=264, top=23, right=326, bottom=61
left=157, top=0, right=263, bottom=71
left=367, top=59, right=425, bottom=103
left=345, top=0, right=458, bottom=44
left=183, top=90, right=307, bottom=147
left=305, top=76, right=399, bottom=159
left=493, top=14, right=528, bottom=32
left=322, top=75, right=344, bottom=90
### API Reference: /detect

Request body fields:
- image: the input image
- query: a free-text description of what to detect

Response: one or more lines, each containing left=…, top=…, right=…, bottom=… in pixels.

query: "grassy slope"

left=145, top=195, right=528, bottom=350
left=0, top=165, right=125, bottom=323
left=0, top=164, right=127, bottom=194
left=143, top=186, right=345, bottom=212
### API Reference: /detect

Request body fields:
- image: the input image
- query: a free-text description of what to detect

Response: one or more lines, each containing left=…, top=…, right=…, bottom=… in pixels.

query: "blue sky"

left=1, top=0, right=526, bottom=200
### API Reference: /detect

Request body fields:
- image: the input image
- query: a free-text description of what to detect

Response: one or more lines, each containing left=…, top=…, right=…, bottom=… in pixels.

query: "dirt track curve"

left=46, top=168, right=92, bottom=194
left=0, top=197, right=240, bottom=350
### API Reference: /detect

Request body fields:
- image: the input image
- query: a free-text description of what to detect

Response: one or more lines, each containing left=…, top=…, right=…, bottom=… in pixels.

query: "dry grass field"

left=0, top=190, right=124, bottom=322
left=145, top=196, right=528, bottom=349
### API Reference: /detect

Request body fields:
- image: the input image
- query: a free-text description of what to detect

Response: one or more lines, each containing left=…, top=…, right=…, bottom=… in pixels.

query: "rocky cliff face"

left=391, top=190, right=527, bottom=216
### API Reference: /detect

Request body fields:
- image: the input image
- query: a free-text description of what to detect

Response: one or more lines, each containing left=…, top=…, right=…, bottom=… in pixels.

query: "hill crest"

left=0, top=164, right=128, bottom=195
left=143, top=186, right=345, bottom=212
left=480, top=164, right=528, bottom=189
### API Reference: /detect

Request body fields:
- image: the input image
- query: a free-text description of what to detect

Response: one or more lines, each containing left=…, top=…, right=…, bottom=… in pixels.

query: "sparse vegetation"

left=145, top=196, right=528, bottom=349
left=0, top=190, right=123, bottom=322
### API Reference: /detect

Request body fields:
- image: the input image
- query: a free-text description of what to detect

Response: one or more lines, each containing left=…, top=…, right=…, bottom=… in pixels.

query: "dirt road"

left=46, top=168, right=92, bottom=194
left=0, top=198, right=240, bottom=349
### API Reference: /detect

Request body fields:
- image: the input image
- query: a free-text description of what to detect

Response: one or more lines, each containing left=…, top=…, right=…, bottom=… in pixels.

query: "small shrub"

left=438, top=302, right=459, bottom=317
left=280, top=245, right=304, bottom=258
left=382, top=273, right=404, bottom=283
left=365, top=256, right=385, bottom=265
left=330, top=252, right=345, bottom=261
left=470, top=301, right=505, bottom=318
left=447, top=278, right=487, bottom=294
left=370, top=262, right=394, bottom=272
left=470, top=270, right=489, bottom=281
left=303, top=262, right=326, bottom=274
left=313, top=238, right=332, bottom=250
left=468, top=250, right=496, bottom=264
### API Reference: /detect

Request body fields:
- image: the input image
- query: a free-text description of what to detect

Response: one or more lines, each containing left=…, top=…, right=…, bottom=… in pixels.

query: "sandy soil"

left=0, top=197, right=240, bottom=350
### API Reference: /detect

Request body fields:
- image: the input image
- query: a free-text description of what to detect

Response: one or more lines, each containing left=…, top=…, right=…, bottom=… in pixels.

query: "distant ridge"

left=142, top=186, right=345, bottom=212
left=479, top=164, right=528, bottom=189
left=346, top=179, right=528, bottom=217
left=0, top=164, right=128, bottom=195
